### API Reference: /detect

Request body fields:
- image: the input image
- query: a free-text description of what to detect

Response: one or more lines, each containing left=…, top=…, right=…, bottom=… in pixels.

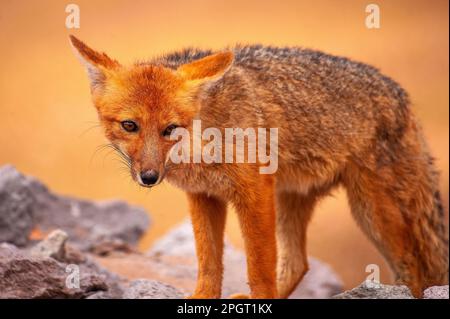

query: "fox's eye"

left=162, top=124, right=178, bottom=137
left=121, top=120, right=138, bottom=133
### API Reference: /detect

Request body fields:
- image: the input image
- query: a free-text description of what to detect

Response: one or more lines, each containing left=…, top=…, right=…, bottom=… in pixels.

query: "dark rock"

left=332, top=281, right=414, bottom=299
left=75, top=253, right=125, bottom=299
left=89, top=239, right=138, bottom=257
left=0, top=242, right=107, bottom=298
left=122, top=279, right=183, bottom=299
left=0, top=166, right=35, bottom=246
left=148, top=221, right=343, bottom=298
left=0, top=229, right=126, bottom=299
left=86, top=291, right=116, bottom=299
left=423, top=285, right=449, bottom=299
left=0, top=165, right=150, bottom=252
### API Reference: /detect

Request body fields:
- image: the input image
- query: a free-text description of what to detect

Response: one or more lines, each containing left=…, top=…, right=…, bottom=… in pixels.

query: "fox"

left=70, top=35, right=448, bottom=299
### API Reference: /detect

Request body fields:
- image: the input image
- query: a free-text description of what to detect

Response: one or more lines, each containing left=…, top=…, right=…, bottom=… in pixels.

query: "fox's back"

left=153, top=45, right=410, bottom=132
left=153, top=44, right=408, bottom=107
left=156, top=45, right=410, bottom=157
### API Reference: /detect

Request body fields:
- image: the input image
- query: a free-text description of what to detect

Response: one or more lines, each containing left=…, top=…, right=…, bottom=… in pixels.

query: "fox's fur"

left=70, top=36, right=448, bottom=298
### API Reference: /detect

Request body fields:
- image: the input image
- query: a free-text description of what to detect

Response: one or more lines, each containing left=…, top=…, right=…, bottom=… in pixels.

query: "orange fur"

left=70, top=36, right=448, bottom=299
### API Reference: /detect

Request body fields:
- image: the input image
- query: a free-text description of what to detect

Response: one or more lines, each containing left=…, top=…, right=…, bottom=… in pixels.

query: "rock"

left=89, top=239, right=137, bottom=257
left=0, top=165, right=150, bottom=252
left=66, top=246, right=125, bottom=298
left=332, top=281, right=414, bottom=299
left=0, top=229, right=126, bottom=299
left=123, top=279, right=183, bottom=299
left=0, top=242, right=108, bottom=298
left=32, top=194, right=150, bottom=252
left=423, top=285, right=449, bottom=299
left=148, top=220, right=343, bottom=298
left=30, top=229, right=68, bottom=261
left=151, top=221, right=197, bottom=258
left=0, top=165, right=35, bottom=246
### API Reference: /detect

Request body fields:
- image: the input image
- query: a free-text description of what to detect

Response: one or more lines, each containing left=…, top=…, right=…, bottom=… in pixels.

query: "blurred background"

left=0, top=0, right=448, bottom=289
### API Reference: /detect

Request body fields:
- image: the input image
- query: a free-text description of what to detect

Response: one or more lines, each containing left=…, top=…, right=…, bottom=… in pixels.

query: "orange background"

left=0, top=0, right=448, bottom=289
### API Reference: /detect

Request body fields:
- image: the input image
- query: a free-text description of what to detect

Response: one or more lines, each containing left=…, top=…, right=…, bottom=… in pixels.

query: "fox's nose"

left=140, top=170, right=159, bottom=186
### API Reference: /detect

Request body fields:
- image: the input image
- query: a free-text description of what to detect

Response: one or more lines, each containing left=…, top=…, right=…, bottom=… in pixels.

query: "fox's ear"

left=177, top=51, right=234, bottom=86
left=69, top=35, right=120, bottom=90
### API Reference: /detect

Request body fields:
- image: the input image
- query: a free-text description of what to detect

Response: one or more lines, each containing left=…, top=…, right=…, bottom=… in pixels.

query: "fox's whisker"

left=78, top=122, right=102, bottom=138
left=90, top=143, right=115, bottom=166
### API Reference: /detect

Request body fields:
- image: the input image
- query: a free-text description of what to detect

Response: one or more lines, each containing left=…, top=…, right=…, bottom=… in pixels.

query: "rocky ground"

left=0, top=165, right=448, bottom=299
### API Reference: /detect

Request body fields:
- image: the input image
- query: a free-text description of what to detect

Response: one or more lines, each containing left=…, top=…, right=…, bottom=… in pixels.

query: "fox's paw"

left=228, top=293, right=250, bottom=299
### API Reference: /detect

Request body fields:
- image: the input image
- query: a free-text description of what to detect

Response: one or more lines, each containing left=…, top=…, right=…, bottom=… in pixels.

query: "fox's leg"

left=276, top=191, right=318, bottom=298
left=343, top=161, right=448, bottom=297
left=187, top=192, right=227, bottom=299
left=232, top=175, right=278, bottom=299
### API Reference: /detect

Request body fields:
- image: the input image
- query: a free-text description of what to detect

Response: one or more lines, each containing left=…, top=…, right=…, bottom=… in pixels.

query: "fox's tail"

left=417, top=154, right=449, bottom=287
left=343, top=122, right=448, bottom=297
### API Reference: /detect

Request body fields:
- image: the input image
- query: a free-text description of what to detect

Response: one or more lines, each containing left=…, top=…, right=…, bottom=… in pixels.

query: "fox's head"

left=70, top=36, right=233, bottom=187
